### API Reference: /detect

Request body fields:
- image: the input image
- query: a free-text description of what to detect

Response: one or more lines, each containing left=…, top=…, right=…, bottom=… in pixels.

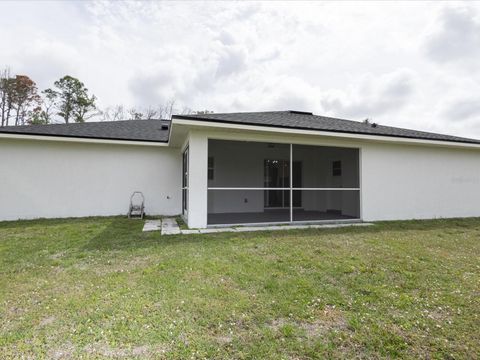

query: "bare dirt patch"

left=39, top=315, right=56, bottom=327
left=73, top=255, right=155, bottom=275
left=216, top=335, right=233, bottom=345
left=269, top=305, right=348, bottom=338
left=269, top=318, right=288, bottom=331
left=84, top=342, right=168, bottom=358
left=47, top=341, right=75, bottom=360
left=49, top=251, right=67, bottom=260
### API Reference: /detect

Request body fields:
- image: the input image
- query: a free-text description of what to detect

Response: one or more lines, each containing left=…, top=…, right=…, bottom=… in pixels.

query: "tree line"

left=101, top=100, right=194, bottom=122
left=0, top=68, right=97, bottom=126
left=0, top=67, right=209, bottom=127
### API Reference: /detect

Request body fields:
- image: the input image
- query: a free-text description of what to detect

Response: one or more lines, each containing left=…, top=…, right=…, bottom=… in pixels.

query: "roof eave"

left=0, top=132, right=169, bottom=146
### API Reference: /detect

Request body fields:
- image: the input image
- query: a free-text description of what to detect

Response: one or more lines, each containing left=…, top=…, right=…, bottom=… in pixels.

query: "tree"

left=102, top=105, right=125, bottom=121
left=29, top=107, right=48, bottom=125
left=35, top=88, right=57, bottom=124
left=46, top=75, right=97, bottom=123
left=128, top=107, right=143, bottom=120
left=0, top=68, right=41, bottom=126
left=0, top=68, right=14, bottom=126
left=12, top=75, right=41, bottom=126
left=100, top=101, right=199, bottom=122
left=157, top=99, right=176, bottom=119
left=143, top=106, right=158, bottom=120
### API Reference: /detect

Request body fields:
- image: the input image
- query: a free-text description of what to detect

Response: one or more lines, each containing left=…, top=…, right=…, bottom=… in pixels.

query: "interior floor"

left=208, top=209, right=358, bottom=225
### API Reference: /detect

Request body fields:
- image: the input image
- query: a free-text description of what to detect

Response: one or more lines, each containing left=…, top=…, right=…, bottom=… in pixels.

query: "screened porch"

left=207, top=139, right=360, bottom=226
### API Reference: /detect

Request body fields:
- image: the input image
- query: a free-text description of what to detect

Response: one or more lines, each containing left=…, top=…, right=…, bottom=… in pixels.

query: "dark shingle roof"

left=173, top=111, right=480, bottom=145
left=0, top=119, right=170, bottom=143
left=3, top=112, right=479, bottom=146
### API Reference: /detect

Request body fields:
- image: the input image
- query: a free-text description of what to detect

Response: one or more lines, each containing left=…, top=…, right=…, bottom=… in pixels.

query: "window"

left=208, top=156, right=214, bottom=180
left=332, top=160, right=342, bottom=176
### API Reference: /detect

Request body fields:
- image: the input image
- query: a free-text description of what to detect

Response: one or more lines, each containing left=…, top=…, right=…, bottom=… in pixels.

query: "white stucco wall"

left=0, top=138, right=182, bottom=221
left=4, top=125, right=480, bottom=227
left=186, top=132, right=208, bottom=228
left=361, top=142, right=480, bottom=221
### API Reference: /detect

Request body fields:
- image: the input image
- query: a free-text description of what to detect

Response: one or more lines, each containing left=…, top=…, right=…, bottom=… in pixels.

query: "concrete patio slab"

left=180, top=229, right=201, bottom=234
left=197, top=228, right=236, bottom=234
left=161, top=218, right=181, bottom=235
left=309, top=223, right=373, bottom=229
left=156, top=219, right=374, bottom=235
left=230, top=223, right=373, bottom=232
left=142, top=219, right=161, bottom=232
left=236, top=225, right=294, bottom=232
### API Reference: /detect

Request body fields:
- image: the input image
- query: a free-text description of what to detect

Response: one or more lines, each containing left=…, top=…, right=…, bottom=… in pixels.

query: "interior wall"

left=0, top=138, right=182, bottom=221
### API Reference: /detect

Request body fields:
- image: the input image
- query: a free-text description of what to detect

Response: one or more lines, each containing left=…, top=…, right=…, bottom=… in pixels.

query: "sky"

left=1, top=1, right=480, bottom=137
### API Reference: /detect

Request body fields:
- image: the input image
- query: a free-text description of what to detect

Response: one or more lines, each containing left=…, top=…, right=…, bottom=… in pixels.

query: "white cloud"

left=425, top=6, right=480, bottom=64
left=321, top=69, right=416, bottom=120
left=1, top=1, right=480, bottom=138
left=442, top=98, right=480, bottom=122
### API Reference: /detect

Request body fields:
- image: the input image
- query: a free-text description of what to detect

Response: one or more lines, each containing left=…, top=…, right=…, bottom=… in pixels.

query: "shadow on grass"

left=79, top=217, right=218, bottom=252
left=81, top=217, right=156, bottom=251
left=3, top=215, right=478, bottom=252
left=374, top=216, right=480, bottom=231
left=0, top=216, right=100, bottom=230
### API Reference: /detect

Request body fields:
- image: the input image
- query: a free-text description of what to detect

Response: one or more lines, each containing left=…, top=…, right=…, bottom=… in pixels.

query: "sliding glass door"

left=264, top=159, right=289, bottom=208
left=264, top=160, right=301, bottom=208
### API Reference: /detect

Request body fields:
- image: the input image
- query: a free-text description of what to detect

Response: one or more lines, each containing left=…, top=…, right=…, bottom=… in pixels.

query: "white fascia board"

left=0, top=133, right=169, bottom=147
left=171, top=119, right=480, bottom=150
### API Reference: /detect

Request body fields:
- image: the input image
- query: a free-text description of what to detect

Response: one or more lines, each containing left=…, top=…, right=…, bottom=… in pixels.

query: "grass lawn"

left=0, top=217, right=479, bottom=359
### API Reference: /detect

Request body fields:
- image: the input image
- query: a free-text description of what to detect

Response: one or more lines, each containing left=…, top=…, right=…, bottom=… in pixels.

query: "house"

left=1, top=110, right=480, bottom=229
